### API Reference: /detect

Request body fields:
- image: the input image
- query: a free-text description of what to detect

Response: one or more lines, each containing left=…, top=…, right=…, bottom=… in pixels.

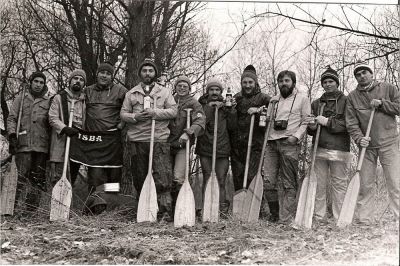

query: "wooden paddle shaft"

left=242, top=114, right=255, bottom=189
left=148, top=97, right=157, bottom=174
left=211, top=106, right=219, bottom=173
left=15, top=85, right=27, bottom=140
left=185, top=108, right=192, bottom=178
left=257, top=101, right=277, bottom=173
left=61, top=100, right=76, bottom=177
left=357, top=108, right=376, bottom=172
left=309, top=103, right=326, bottom=171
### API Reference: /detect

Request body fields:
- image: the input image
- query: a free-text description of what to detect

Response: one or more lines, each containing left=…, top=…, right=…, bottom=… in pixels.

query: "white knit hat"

left=353, top=60, right=373, bottom=75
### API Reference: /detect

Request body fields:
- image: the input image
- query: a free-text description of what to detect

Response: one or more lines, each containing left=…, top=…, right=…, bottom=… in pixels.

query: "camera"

left=273, top=120, right=288, bottom=130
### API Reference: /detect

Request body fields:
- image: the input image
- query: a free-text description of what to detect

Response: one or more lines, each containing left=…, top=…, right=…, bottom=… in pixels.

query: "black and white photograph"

left=0, top=0, right=399, bottom=264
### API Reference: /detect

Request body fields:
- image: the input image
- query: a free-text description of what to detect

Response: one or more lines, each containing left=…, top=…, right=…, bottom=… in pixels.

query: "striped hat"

left=353, top=60, right=373, bottom=75
left=321, top=66, right=339, bottom=85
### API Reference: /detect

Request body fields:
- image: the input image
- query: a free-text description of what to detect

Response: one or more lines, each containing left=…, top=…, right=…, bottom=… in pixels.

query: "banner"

left=70, top=129, right=123, bottom=168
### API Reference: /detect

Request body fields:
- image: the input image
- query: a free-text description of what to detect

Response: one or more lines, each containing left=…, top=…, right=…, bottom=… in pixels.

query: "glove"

left=315, top=116, right=329, bottom=126
left=61, top=126, right=79, bottom=137
left=370, top=99, right=382, bottom=108
left=8, top=133, right=17, bottom=155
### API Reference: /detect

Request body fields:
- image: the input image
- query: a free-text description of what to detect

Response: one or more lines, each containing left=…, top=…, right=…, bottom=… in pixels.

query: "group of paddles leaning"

left=1, top=58, right=399, bottom=229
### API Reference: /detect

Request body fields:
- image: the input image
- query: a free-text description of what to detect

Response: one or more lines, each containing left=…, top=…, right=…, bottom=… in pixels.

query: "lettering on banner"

left=77, top=133, right=102, bottom=142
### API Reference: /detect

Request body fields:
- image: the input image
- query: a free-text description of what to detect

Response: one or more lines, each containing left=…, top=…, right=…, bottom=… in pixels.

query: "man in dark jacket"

left=230, top=65, right=271, bottom=212
left=196, top=77, right=237, bottom=214
left=84, top=62, right=128, bottom=213
left=7, top=71, right=51, bottom=213
left=346, top=61, right=399, bottom=224
left=305, top=66, right=351, bottom=222
left=168, top=75, right=205, bottom=206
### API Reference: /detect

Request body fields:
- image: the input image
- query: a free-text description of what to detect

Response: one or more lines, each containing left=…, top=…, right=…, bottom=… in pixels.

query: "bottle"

left=144, top=86, right=151, bottom=109
left=225, top=87, right=232, bottom=107
left=259, top=106, right=267, bottom=127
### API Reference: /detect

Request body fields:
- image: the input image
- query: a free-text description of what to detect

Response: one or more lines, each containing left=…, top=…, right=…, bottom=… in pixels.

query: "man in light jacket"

left=121, top=58, right=177, bottom=222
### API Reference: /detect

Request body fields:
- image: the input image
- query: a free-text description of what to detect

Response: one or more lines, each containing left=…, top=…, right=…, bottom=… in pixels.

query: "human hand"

left=287, top=136, right=298, bottom=145
left=315, top=116, right=329, bottom=126
left=370, top=99, right=382, bottom=108
left=359, top=136, right=371, bottom=148
left=179, top=132, right=190, bottom=144
left=134, top=111, right=152, bottom=122
left=208, top=101, right=224, bottom=108
left=143, top=108, right=156, bottom=118
left=247, top=107, right=259, bottom=115
left=61, top=126, right=79, bottom=137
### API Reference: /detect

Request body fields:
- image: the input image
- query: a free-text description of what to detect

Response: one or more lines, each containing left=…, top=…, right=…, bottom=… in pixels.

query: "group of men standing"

left=6, top=58, right=399, bottom=225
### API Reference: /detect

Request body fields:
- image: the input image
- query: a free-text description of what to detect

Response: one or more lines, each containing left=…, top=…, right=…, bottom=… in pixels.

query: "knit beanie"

left=29, top=71, right=46, bottom=83
left=241, top=65, right=258, bottom=84
left=174, top=75, right=191, bottom=90
left=97, top=62, right=114, bottom=75
left=353, top=60, right=373, bottom=75
left=138, top=58, right=159, bottom=78
left=321, top=66, right=339, bottom=85
left=205, top=77, right=224, bottom=93
left=68, top=69, right=87, bottom=86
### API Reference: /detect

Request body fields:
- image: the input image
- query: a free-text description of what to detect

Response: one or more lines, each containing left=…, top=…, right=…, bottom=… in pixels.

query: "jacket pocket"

left=18, top=133, right=29, bottom=147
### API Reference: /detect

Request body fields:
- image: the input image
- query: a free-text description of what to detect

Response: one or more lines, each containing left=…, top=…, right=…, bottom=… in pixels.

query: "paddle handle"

left=15, top=85, right=26, bottom=140
left=309, top=103, right=326, bottom=171
left=357, top=108, right=375, bottom=172
left=242, top=114, right=255, bottom=189
left=62, top=100, right=76, bottom=179
left=185, top=108, right=192, bottom=179
left=148, top=97, right=157, bottom=174
left=211, top=106, right=219, bottom=173
left=257, top=101, right=277, bottom=173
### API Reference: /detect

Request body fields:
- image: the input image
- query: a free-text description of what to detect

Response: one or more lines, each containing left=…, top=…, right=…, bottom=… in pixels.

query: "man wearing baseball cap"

left=346, top=60, right=400, bottom=224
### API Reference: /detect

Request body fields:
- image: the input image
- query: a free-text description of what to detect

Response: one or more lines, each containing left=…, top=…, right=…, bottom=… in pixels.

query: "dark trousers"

left=128, top=141, right=173, bottom=213
left=87, top=167, right=122, bottom=194
left=15, top=152, right=47, bottom=211
left=200, top=156, right=229, bottom=205
left=50, top=160, right=81, bottom=188
left=231, top=144, right=262, bottom=191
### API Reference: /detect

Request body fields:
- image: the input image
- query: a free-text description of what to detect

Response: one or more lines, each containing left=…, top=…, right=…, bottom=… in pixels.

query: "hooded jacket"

left=231, top=87, right=270, bottom=151
left=346, top=81, right=400, bottom=148
left=195, top=94, right=237, bottom=158
left=168, top=94, right=206, bottom=154
left=84, top=83, right=128, bottom=131
left=7, top=84, right=51, bottom=153
left=308, top=90, right=350, bottom=152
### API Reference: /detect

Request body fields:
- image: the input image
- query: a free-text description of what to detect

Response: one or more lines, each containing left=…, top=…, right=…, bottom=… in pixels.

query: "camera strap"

left=275, top=93, right=297, bottom=120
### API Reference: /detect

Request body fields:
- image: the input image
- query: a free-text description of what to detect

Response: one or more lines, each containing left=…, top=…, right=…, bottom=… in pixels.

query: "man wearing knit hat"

left=167, top=75, right=205, bottom=210
left=263, top=70, right=311, bottom=224
left=121, top=58, right=177, bottom=222
left=195, top=77, right=237, bottom=216
left=229, top=65, right=273, bottom=219
left=83, top=61, right=128, bottom=214
left=49, top=69, right=87, bottom=190
left=304, top=66, right=351, bottom=223
left=7, top=71, right=51, bottom=213
left=346, top=60, right=400, bottom=224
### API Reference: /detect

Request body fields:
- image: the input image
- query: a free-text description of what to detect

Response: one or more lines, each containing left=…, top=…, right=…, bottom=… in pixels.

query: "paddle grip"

left=357, top=108, right=376, bottom=172
left=242, top=114, right=255, bottom=189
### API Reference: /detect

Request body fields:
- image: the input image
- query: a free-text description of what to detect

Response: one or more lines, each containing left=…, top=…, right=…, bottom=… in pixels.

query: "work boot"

left=268, top=201, right=279, bottom=223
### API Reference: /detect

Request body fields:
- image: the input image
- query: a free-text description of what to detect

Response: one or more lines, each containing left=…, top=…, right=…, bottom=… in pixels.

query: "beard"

left=279, top=85, right=294, bottom=98
left=71, top=84, right=82, bottom=92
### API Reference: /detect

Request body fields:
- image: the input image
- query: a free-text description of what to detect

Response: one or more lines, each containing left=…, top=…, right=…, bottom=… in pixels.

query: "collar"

left=357, top=80, right=376, bottom=92
left=65, top=88, right=85, bottom=100
left=132, top=82, right=162, bottom=96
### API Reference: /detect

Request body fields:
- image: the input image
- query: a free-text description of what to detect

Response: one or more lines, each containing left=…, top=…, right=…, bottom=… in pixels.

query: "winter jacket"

left=231, top=90, right=270, bottom=151
left=195, top=95, right=237, bottom=158
left=308, top=91, right=350, bottom=152
left=7, top=85, right=51, bottom=153
left=346, top=81, right=400, bottom=148
left=267, top=89, right=311, bottom=142
left=168, top=94, right=206, bottom=154
left=84, top=83, right=128, bottom=131
left=49, top=89, right=86, bottom=162
left=121, top=82, right=177, bottom=142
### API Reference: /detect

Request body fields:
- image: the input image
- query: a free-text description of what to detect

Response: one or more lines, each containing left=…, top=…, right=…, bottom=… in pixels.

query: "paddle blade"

left=0, top=157, right=18, bottom=215
left=243, top=173, right=263, bottom=222
left=50, top=175, right=73, bottom=221
left=337, top=173, right=360, bottom=228
left=232, top=189, right=247, bottom=220
left=174, top=180, right=196, bottom=227
left=303, top=170, right=318, bottom=229
left=137, top=174, right=158, bottom=223
left=294, top=176, right=309, bottom=226
left=202, top=172, right=219, bottom=223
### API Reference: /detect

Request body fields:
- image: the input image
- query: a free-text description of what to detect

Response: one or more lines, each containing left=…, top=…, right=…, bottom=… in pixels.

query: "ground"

left=1, top=206, right=398, bottom=265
